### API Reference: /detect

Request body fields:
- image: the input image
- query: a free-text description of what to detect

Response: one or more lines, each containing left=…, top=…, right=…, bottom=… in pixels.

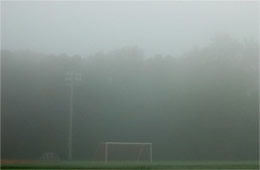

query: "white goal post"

left=95, top=142, right=153, bottom=163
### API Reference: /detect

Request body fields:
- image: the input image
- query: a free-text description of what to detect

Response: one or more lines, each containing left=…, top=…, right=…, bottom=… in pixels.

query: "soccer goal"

left=94, top=142, right=152, bottom=163
left=40, top=152, right=60, bottom=161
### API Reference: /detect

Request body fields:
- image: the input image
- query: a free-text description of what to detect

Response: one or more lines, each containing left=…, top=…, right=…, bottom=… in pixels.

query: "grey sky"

left=1, top=1, right=259, bottom=57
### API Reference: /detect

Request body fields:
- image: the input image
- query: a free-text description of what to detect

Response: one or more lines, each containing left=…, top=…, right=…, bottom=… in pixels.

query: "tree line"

left=1, top=34, right=259, bottom=160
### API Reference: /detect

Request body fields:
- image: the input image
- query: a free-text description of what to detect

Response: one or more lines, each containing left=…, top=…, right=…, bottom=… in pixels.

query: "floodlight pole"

left=66, top=71, right=81, bottom=161
left=68, top=76, right=74, bottom=161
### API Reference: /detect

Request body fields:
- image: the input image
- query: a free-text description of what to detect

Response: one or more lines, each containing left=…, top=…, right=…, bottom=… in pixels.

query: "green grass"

left=1, top=161, right=259, bottom=169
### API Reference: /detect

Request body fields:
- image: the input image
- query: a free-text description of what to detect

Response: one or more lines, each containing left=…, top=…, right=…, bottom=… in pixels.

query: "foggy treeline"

left=1, top=34, right=259, bottom=160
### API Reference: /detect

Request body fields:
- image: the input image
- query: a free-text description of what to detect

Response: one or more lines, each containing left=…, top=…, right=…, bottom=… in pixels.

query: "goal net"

left=94, top=142, right=152, bottom=162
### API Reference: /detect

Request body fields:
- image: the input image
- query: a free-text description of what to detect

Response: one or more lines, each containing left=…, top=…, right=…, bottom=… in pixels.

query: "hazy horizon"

left=2, top=1, right=259, bottom=57
left=1, top=0, right=259, bottom=162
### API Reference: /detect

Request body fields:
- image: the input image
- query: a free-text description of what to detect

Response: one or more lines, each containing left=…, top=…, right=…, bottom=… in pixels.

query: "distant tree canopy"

left=1, top=35, right=259, bottom=160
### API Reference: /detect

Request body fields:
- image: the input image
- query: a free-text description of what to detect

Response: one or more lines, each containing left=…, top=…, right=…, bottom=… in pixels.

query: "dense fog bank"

left=1, top=35, right=259, bottom=160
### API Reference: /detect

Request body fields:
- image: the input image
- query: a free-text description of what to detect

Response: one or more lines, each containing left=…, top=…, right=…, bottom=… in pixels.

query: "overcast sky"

left=1, top=1, right=259, bottom=57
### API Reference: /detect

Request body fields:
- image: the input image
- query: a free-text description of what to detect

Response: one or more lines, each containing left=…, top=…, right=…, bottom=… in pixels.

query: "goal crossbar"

left=104, top=142, right=152, bottom=145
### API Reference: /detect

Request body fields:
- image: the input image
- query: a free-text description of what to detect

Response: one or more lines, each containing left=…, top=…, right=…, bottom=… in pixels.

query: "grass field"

left=1, top=161, right=259, bottom=169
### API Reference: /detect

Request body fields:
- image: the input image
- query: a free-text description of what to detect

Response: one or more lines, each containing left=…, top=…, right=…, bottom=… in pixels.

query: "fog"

left=1, top=1, right=259, bottom=161
left=2, top=1, right=259, bottom=56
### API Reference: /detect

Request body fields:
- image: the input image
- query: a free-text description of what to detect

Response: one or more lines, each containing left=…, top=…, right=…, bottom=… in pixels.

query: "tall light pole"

left=66, top=71, right=81, bottom=161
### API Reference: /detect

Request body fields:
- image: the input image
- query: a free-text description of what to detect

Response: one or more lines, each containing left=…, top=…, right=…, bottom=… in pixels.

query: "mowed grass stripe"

left=1, top=162, right=259, bottom=169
